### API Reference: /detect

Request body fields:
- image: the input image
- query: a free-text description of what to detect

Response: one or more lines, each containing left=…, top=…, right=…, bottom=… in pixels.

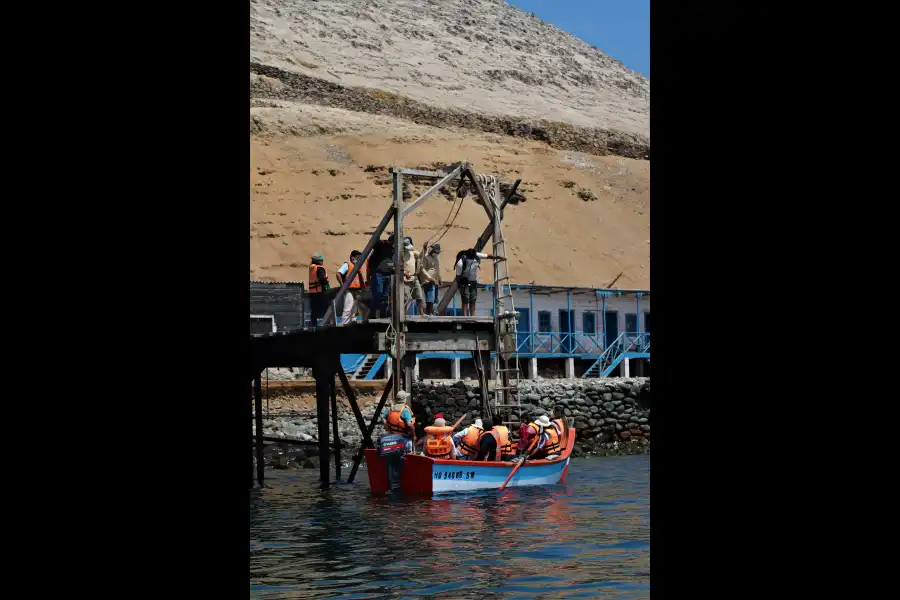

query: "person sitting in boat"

left=422, top=416, right=457, bottom=460
left=519, top=414, right=561, bottom=460
left=382, top=390, right=416, bottom=441
left=474, top=418, right=503, bottom=462
left=552, top=405, right=570, bottom=453
left=490, top=413, right=516, bottom=461
left=452, top=418, right=484, bottom=460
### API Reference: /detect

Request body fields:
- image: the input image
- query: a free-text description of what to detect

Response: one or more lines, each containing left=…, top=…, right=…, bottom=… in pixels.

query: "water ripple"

left=251, top=455, right=649, bottom=599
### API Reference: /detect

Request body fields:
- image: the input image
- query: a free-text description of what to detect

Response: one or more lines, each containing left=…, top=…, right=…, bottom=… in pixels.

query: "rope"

left=424, top=192, right=464, bottom=248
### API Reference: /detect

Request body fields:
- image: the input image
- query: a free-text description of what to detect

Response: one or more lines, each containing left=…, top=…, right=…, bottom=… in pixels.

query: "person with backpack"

left=454, top=248, right=503, bottom=316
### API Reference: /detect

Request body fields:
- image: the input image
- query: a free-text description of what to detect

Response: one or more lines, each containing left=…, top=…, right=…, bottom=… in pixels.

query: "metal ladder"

left=488, top=186, right=523, bottom=433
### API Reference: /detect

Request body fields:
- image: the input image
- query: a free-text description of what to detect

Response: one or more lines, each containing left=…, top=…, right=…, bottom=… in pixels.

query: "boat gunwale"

left=413, top=427, right=577, bottom=468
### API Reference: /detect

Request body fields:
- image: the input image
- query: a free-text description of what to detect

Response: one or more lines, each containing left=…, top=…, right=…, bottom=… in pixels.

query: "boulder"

left=603, top=402, right=615, bottom=411
left=619, top=430, right=631, bottom=440
left=640, top=425, right=651, bottom=432
left=612, top=392, right=625, bottom=400
left=637, top=418, right=648, bottom=424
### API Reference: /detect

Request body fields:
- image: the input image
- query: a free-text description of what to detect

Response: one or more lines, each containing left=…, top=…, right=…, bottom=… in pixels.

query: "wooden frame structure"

left=249, top=162, right=522, bottom=488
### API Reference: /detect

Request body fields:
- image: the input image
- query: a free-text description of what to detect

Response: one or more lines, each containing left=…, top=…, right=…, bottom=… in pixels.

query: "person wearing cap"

left=419, top=242, right=442, bottom=315
left=308, top=253, right=330, bottom=323
left=422, top=414, right=456, bottom=459
left=382, top=390, right=416, bottom=441
left=519, top=414, right=561, bottom=460
left=337, top=250, right=370, bottom=324
left=452, top=418, right=484, bottom=460
left=367, top=233, right=395, bottom=318
left=474, top=418, right=501, bottom=461
left=402, top=236, right=426, bottom=316
left=454, top=248, right=503, bottom=316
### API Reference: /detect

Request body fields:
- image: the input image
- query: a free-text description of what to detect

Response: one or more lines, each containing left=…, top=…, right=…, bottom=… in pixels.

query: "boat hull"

left=364, top=429, right=575, bottom=495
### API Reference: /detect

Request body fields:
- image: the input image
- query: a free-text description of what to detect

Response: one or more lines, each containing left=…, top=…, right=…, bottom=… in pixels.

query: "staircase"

left=351, top=354, right=387, bottom=380
left=582, top=333, right=650, bottom=378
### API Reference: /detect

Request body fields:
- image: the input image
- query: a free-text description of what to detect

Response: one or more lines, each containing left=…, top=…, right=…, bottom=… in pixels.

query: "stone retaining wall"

left=256, top=378, right=650, bottom=468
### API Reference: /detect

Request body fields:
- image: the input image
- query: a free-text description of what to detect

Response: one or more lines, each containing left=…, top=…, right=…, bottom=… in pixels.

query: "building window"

left=625, top=313, right=638, bottom=333
left=538, top=311, right=552, bottom=333
left=583, top=312, right=596, bottom=334
left=250, top=315, right=277, bottom=334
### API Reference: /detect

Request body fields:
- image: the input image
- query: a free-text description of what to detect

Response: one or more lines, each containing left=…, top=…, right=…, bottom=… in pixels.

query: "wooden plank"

left=347, top=375, right=394, bottom=484
left=401, top=165, right=463, bottom=217
left=375, top=332, right=494, bottom=352
left=390, top=167, right=448, bottom=178
left=322, top=204, right=396, bottom=326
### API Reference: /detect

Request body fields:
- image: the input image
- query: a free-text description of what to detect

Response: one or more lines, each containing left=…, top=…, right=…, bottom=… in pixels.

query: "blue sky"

left=507, top=0, right=650, bottom=78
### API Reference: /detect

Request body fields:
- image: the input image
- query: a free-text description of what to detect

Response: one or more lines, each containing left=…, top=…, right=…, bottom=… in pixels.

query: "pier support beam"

left=250, top=381, right=255, bottom=488
left=413, top=355, right=420, bottom=382
left=622, top=357, right=631, bottom=378
left=330, top=375, right=341, bottom=481
left=348, top=375, right=394, bottom=483
left=452, top=358, right=461, bottom=380
left=254, top=371, right=264, bottom=487
left=528, top=357, right=538, bottom=380
left=313, top=359, right=333, bottom=488
left=565, top=357, right=575, bottom=379
left=385, top=357, right=393, bottom=381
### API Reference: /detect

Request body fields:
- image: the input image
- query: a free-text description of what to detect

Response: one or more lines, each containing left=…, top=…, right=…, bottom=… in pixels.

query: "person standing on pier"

left=454, top=248, right=503, bottom=316
left=308, top=253, right=330, bottom=324
left=367, top=234, right=395, bottom=318
left=337, top=250, right=370, bottom=324
left=402, top=236, right=426, bottom=316
left=419, top=242, right=442, bottom=315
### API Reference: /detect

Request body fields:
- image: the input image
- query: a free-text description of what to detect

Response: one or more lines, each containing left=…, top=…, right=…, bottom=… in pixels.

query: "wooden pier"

left=249, top=161, right=521, bottom=489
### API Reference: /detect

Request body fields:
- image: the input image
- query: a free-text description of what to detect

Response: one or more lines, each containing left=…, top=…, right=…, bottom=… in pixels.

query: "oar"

left=498, top=437, right=537, bottom=491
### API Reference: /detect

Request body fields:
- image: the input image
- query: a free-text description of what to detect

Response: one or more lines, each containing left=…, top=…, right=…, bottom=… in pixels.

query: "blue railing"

left=583, top=332, right=650, bottom=377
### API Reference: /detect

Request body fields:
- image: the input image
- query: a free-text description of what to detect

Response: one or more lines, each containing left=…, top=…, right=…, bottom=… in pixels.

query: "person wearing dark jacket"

left=474, top=418, right=497, bottom=461
left=368, top=234, right=395, bottom=318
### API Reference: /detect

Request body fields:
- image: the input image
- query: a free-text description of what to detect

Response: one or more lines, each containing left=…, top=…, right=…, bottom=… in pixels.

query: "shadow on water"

left=250, top=455, right=649, bottom=599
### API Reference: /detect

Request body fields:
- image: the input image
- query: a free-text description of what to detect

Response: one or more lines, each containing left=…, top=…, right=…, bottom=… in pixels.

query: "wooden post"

left=313, top=359, right=332, bottom=488
left=250, top=381, right=255, bottom=488
left=254, top=371, right=265, bottom=487
left=347, top=374, right=393, bottom=483
left=330, top=375, right=341, bottom=481
left=336, top=363, right=375, bottom=448
left=392, top=170, right=406, bottom=396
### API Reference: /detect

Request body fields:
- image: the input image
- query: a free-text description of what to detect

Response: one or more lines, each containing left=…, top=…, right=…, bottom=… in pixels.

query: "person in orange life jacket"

left=337, top=250, right=370, bottom=324
left=423, top=415, right=457, bottom=459
left=519, top=414, right=561, bottom=460
left=308, top=252, right=330, bottom=323
left=552, top=405, right=570, bottom=452
left=474, top=418, right=500, bottom=461
left=382, top=390, right=415, bottom=440
left=452, top=418, right=484, bottom=459
left=490, top=413, right=516, bottom=461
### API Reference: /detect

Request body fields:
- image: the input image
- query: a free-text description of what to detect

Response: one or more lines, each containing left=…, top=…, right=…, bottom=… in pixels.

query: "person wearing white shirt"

left=454, top=248, right=502, bottom=316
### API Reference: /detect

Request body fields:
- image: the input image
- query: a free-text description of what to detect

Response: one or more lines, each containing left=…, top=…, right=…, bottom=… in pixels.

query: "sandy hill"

left=250, top=0, right=650, bottom=290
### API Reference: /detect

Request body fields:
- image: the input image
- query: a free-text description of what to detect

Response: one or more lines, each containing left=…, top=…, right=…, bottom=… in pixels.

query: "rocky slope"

left=250, top=0, right=650, bottom=289
left=250, top=0, right=649, bottom=142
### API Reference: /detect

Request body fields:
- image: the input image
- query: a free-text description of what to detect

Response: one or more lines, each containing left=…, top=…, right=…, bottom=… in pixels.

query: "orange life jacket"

left=527, top=421, right=561, bottom=455
left=308, top=264, right=328, bottom=294
left=483, top=429, right=503, bottom=462
left=492, top=425, right=514, bottom=460
left=553, top=418, right=567, bottom=450
left=384, top=409, right=413, bottom=435
left=340, top=261, right=364, bottom=289
left=458, top=426, right=483, bottom=457
left=423, top=426, right=454, bottom=459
